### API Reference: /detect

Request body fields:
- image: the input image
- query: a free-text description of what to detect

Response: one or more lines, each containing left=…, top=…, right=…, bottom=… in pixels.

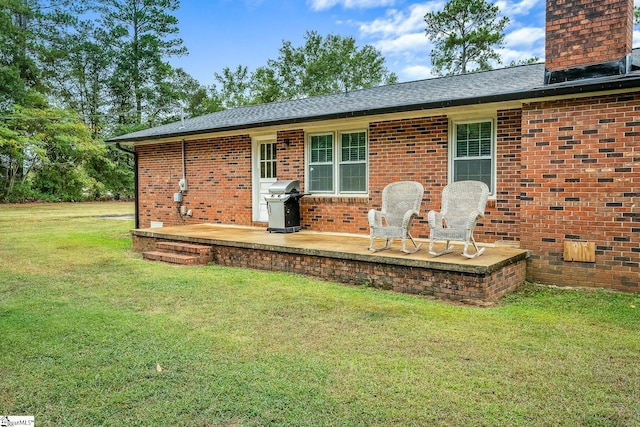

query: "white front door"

left=254, top=141, right=277, bottom=222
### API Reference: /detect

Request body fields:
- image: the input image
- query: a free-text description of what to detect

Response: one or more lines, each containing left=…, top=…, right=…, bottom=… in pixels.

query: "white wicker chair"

left=427, top=180, right=489, bottom=258
left=368, top=181, right=424, bottom=254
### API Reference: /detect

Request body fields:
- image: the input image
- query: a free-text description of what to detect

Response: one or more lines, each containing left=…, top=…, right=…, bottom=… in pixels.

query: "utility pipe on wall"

left=179, top=138, right=188, bottom=192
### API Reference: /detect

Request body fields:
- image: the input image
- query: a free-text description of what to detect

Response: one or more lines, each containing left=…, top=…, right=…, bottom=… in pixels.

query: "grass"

left=0, top=202, right=638, bottom=426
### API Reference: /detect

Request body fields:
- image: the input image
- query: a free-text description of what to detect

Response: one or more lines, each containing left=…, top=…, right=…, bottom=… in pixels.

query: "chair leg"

left=369, top=237, right=393, bottom=252
left=462, top=237, right=485, bottom=258
left=428, top=238, right=454, bottom=257
left=401, top=234, right=421, bottom=254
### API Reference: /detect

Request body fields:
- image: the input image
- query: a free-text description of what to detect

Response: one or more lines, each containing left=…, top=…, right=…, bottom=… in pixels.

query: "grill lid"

left=268, top=179, right=300, bottom=194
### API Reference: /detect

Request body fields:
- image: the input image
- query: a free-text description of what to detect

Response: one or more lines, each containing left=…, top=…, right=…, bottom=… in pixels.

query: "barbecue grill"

left=265, top=180, right=304, bottom=233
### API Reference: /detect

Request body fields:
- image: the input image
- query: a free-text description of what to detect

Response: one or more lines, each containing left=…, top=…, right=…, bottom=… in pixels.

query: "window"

left=340, top=132, right=367, bottom=192
left=308, top=131, right=367, bottom=194
left=452, top=120, right=494, bottom=194
left=309, top=134, right=334, bottom=192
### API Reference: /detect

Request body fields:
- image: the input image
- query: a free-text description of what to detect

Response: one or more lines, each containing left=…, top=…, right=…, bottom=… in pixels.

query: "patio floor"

left=131, top=224, right=530, bottom=303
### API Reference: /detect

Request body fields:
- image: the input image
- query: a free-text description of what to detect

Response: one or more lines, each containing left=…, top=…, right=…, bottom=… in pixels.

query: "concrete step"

left=143, top=250, right=203, bottom=265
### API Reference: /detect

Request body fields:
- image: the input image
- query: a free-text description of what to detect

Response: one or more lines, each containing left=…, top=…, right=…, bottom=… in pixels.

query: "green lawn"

left=0, top=202, right=638, bottom=426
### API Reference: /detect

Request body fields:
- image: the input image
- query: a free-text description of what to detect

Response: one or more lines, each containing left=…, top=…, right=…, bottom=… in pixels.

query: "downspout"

left=115, top=143, right=139, bottom=229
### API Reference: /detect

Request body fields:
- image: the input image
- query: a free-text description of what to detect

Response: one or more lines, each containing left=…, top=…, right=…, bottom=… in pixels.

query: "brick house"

left=108, top=0, right=639, bottom=293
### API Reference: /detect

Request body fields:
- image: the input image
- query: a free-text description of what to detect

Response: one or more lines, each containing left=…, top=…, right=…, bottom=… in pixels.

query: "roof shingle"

left=107, top=52, right=640, bottom=144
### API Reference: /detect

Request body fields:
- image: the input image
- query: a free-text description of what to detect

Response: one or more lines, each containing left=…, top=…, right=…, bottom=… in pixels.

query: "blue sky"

left=171, top=0, right=640, bottom=87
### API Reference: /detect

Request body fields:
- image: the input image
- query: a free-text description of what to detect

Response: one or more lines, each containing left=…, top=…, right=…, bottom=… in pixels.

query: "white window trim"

left=305, top=129, right=369, bottom=196
left=448, top=118, right=497, bottom=197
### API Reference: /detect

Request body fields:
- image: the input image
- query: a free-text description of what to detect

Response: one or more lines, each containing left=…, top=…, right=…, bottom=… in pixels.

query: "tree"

left=208, top=32, right=397, bottom=107
left=0, top=1, right=200, bottom=202
left=0, top=0, right=81, bottom=192
left=213, top=65, right=254, bottom=109
left=84, top=144, right=135, bottom=200
left=185, top=85, right=222, bottom=118
left=0, top=0, right=40, bottom=111
left=30, top=110, right=103, bottom=201
left=250, top=66, right=281, bottom=105
left=0, top=92, right=101, bottom=201
left=635, top=6, right=640, bottom=24
left=424, top=0, right=509, bottom=76
left=47, top=21, right=114, bottom=137
left=97, top=0, right=187, bottom=125
left=509, top=57, right=540, bottom=67
left=251, top=31, right=398, bottom=103
left=0, top=1, right=114, bottom=138
left=147, top=67, right=221, bottom=125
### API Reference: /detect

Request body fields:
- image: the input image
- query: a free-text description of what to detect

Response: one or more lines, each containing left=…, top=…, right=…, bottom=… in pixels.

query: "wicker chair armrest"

left=402, top=209, right=419, bottom=229
left=368, top=209, right=383, bottom=227
left=427, top=210, right=444, bottom=229
left=465, top=210, right=483, bottom=230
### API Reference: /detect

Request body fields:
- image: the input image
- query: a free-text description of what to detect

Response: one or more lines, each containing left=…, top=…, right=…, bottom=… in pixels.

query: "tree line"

left=0, top=0, right=403, bottom=202
left=4, top=0, right=608, bottom=203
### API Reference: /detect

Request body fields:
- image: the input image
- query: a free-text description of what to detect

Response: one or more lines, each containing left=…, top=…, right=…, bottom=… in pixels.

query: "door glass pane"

left=260, top=143, right=276, bottom=178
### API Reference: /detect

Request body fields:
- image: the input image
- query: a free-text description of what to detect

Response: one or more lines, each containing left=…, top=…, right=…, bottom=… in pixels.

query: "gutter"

left=114, top=143, right=139, bottom=229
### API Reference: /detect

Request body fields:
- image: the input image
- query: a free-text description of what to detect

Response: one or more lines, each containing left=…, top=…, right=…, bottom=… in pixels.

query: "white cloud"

left=497, top=47, right=543, bottom=66
left=495, top=0, right=542, bottom=16
left=374, top=32, right=430, bottom=54
left=402, top=64, right=433, bottom=80
left=352, top=2, right=442, bottom=82
left=339, top=0, right=550, bottom=81
left=496, top=25, right=545, bottom=67
left=504, top=27, right=545, bottom=49
left=338, top=2, right=441, bottom=82
left=359, top=2, right=443, bottom=37
left=308, top=0, right=396, bottom=11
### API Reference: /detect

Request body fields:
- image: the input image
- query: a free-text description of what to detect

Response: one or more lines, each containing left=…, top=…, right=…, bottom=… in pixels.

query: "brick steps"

left=143, top=241, right=213, bottom=265
left=157, top=241, right=212, bottom=255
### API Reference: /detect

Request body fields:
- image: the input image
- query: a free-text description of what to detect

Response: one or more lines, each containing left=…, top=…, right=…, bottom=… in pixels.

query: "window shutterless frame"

left=306, top=130, right=368, bottom=195
left=338, top=130, right=368, bottom=194
left=449, top=119, right=496, bottom=195
left=308, top=133, right=334, bottom=193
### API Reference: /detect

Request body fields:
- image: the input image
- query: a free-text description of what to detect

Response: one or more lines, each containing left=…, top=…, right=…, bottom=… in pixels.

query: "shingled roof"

left=107, top=49, right=640, bottom=144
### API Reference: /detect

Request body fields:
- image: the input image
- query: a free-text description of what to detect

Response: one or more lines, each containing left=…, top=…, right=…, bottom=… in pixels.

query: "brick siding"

left=134, top=98, right=639, bottom=292
left=133, top=234, right=526, bottom=303
left=209, top=245, right=526, bottom=302
left=298, top=112, right=522, bottom=241
left=137, top=135, right=253, bottom=228
left=521, top=93, right=640, bottom=292
left=493, top=109, right=523, bottom=242
left=545, top=0, right=634, bottom=71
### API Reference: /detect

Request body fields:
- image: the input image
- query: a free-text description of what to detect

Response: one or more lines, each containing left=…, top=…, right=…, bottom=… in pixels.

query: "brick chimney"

left=545, top=0, right=635, bottom=83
